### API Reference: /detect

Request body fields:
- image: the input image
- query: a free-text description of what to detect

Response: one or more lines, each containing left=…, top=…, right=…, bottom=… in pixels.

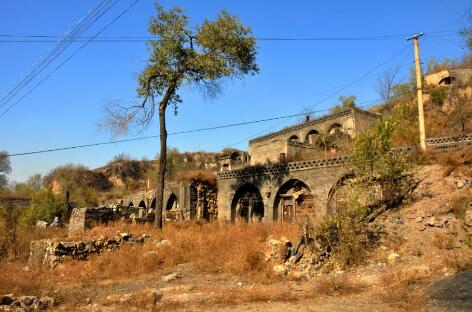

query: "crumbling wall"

left=193, top=181, right=217, bottom=221
left=30, top=233, right=148, bottom=268
left=68, top=206, right=151, bottom=235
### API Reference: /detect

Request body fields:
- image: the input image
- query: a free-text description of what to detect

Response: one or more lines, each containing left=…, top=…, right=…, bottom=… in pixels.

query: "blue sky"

left=1, top=0, right=470, bottom=182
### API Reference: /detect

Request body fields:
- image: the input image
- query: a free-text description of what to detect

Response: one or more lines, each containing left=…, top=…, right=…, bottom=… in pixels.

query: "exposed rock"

left=427, top=217, right=436, bottom=226
left=30, top=233, right=150, bottom=267
left=18, top=295, right=37, bottom=308
left=273, top=264, right=287, bottom=276
left=162, top=273, right=179, bottom=282
left=387, top=252, right=401, bottom=265
left=0, top=295, right=13, bottom=306
left=464, top=210, right=472, bottom=228
left=37, top=296, right=54, bottom=310
left=36, top=220, right=48, bottom=228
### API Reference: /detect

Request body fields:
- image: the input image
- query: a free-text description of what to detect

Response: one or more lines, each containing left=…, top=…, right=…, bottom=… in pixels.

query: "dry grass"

left=379, top=267, right=430, bottom=311
left=0, top=220, right=67, bottom=261
left=314, top=273, right=366, bottom=296
left=174, top=170, right=217, bottom=186
left=0, top=221, right=300, bottom=298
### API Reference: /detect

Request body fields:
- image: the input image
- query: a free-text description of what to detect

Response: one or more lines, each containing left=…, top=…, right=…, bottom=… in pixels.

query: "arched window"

left=288, top=135, right=301, bottom=143
left=438, top=76, right=455, bottom=86
left=328, top=123, right=343, bottom=135
left=305, top=129, right=319, bottom=144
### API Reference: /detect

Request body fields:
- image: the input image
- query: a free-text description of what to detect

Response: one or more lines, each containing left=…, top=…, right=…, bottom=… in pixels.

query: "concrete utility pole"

left=407, top=33, right=426, bottom=150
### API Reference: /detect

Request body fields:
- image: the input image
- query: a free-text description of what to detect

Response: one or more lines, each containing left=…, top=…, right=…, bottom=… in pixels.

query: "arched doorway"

left=231, top=184, right=264, bottom=222
left=165, top=194, right=179, bottom=221
left=273, top=179, right=314, bottom=222
left=138, top=200, right=146, bottom=209
left=128, top=202, right=134, bottom=207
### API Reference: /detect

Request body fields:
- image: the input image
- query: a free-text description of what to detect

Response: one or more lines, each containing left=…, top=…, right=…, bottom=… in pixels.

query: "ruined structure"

left=120, top=180, right=217, bottom=222
left=106, top=106, right=471, bottom=227
left=424, top=66, right=472, bottom=87
left=217, top=108, right=379, bottom=223
left=247, top=108, right=379, bottom=165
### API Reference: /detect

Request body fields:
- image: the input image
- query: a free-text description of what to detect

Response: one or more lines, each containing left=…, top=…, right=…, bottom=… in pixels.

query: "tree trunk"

left=154, top=82, right=177, bottom=229
left=155, top=104, right=167, bottom=229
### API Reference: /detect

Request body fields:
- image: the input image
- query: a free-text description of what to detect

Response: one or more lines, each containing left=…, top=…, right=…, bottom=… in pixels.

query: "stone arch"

left=128, top=201, right=134, bottom=207
left=138, top=200, right=146, bottom=209
left=438, top=76, right=455, bottom=86
left=327, top=173, right=355, bottom=215
left=288, top=134, right=301, bottom=143
left=305, top=129, right=319, bottom=144
left=150, top=198, right=156, bottom=209
left=328, top=123, right=343, bottom=135
left=273, top=179, right=314, bottom=222
left=164, top=193, right=179, bottom=221
left=230, top=183, right=264, bottom=222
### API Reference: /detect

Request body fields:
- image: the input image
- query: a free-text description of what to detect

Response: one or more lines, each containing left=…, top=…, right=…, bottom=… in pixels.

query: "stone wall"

left=30, top=233, right=148, bottom=268
left=68, top=206, right=150, bottom=235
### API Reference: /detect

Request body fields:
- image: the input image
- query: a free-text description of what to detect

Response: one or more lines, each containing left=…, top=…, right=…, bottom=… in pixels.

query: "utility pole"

left=407, top=33, right=426, bottom=150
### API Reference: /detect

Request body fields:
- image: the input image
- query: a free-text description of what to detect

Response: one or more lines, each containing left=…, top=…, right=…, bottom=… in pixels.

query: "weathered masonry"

left=121, top=181, right=217, bottom=221
left=248, top=108, right=379, bottom=165
left=217, top=155, right=354, bottom=223
left=217, top=108, right=380, bottom=223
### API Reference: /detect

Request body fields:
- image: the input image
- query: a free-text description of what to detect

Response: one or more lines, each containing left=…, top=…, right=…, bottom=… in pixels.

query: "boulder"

left=36, top=296, right=54, bottom=310
left=18, top=296, right=37, bottom=308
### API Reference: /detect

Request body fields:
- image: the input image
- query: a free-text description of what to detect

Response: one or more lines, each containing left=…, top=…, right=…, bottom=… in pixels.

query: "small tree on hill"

left=330, top=95, right=357, bottom=114
left=102, top=4, right=258, bottom=229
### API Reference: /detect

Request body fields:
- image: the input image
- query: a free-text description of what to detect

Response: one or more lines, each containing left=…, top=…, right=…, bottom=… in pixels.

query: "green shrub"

left=430, top=88, right=446, bottom=106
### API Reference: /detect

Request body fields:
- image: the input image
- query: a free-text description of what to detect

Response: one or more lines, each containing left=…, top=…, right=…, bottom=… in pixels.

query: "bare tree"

left=101, top=4, right=258, bottom=229
left=376, top=66, right=400, bottom=108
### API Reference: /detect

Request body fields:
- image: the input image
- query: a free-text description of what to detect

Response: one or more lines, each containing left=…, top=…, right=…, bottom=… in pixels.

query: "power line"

left=2, top=91, right=416, bottom=159
left=0, top=30, right=462, bottom=43
left=0, top=0, right=142, bottom=118
left=222, top=44, right=412, bottom=149
left=0, top=0, right=119, bottom=110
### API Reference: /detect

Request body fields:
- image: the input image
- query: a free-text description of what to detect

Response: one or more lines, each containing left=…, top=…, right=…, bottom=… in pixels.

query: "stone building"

left=217, top=107, right=380, bottom=224
left=247, top=107, right=379, bottom=165
left=121, top=180, right=217, bottom=222
left=424, top=66, right=472, bottom=87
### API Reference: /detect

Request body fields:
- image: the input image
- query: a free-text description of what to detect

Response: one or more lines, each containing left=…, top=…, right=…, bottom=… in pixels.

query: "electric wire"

left=0, top=0, right=119, bottom=110
left=2, top=90, right=416, bottom=159
left=0, top=0, right=142, bottom=118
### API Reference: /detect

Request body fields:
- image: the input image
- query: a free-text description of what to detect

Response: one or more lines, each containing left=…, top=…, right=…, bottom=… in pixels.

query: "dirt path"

left=429, top=270, right=472, bottom=312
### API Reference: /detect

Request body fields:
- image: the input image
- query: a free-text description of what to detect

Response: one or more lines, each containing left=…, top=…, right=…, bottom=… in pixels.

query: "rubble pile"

left=0, top=294, right=54, bottom=311
left=30, top=233, right=149, bottom=268
left=265, top=235, right=333, bottom=278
